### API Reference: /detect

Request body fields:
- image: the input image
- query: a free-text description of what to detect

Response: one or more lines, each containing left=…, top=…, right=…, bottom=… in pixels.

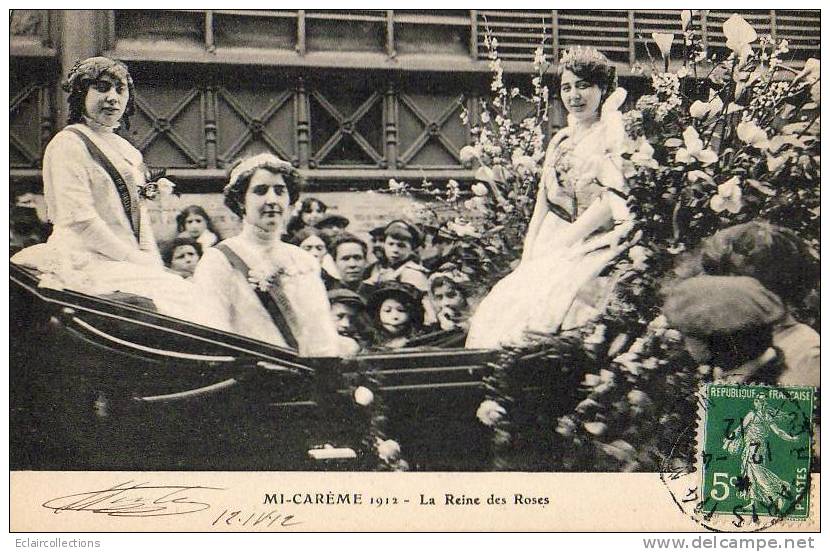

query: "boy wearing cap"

left=365, top=219, right=435, bottom=324
left=327, top=288, right=369, bottom=352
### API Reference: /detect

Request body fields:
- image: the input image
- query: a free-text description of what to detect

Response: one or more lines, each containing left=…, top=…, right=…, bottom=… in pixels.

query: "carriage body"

left=10, top=263, right=496, bottom=471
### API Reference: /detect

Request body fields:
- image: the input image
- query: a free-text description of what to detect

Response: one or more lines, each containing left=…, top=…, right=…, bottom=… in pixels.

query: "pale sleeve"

left=43, top=133, right=139, bottom=262
left=42, top=133, right=99, bottom=226
left=287, top=251, right=343, bottom=357
left=191, top=247, right=234, bottom=333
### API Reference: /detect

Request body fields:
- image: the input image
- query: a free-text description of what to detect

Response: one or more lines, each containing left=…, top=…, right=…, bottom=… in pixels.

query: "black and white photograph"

left=7, top=7, right=821, bottom=533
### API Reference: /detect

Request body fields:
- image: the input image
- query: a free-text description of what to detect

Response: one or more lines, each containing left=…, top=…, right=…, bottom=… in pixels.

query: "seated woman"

left=466, top=47, right=633, bottom=348
left=10, top=56, right=220, bottom=328
left=663, top=275, right=787, bottom=385
left=192, top=153, right=349, bottom=357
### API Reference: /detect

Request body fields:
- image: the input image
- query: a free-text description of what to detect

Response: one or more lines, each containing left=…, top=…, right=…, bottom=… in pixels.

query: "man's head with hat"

left=367, top=281, right=424, bottom=337
left=663, top=275, right=785, bottom=368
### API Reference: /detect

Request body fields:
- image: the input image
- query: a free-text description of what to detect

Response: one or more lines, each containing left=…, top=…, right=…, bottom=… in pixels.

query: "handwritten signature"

left=42, top=480, right=224, bottom=517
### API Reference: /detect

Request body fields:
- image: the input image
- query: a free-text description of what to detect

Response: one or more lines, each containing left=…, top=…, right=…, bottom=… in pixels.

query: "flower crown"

left=560, top=46, right=609, bottom=67
left=223, top=153, right=297, bottom=195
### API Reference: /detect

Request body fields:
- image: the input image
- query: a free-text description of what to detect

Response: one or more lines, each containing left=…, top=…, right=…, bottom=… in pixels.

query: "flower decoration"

left=710, top=177, right=743, bottom=214
left=476, top=400, right=506, bottom=427
left=736, top=120, right=770, bottom=149
left=689, top=95, right=724, bottom=120
left=652, top=33, right=675, bottom=59
left=376, top=439, right=401, bottom=462
left=723, top=14, right=757, bottom=60
left=675, top=127, right=718, bottom=165
left=354, top=386, right=374, bottom=407
left=680, top=10, right=692, bottom=31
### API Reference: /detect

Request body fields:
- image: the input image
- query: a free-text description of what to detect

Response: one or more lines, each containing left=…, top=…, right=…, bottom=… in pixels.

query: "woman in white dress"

left=11, top=57, right=221, bottom=328
left=466, top=47, right=634, bottom=349
left=192, top=153, right=353, bottom=357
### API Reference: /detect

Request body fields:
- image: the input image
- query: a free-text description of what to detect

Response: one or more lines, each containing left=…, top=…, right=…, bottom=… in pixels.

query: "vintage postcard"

left=7, top=6, right=821, bottom=534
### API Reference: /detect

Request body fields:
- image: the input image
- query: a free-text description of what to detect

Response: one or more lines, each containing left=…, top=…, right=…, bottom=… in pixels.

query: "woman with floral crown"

left=467, top=46, right=635, bottom=349
left=11, top=56, right=221, bottom=327
left=192, top=153, right=353, bottom=357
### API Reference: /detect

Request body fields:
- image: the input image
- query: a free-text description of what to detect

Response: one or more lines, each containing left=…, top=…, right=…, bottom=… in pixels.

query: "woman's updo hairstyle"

left=63, top=57, right=137, bottom=129
left=223, top=153, right=302, bottom=218
left=557, top=46, right=618, bottom=104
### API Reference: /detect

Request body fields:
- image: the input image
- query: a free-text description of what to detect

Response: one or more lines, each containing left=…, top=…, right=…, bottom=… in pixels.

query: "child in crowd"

left=285, top=197, right=328, bottom=241
left=427, top=263, right=472, bottom=332
left=161, top=237, right=203, bottom=279
left=327, top=288, right=372, bottom=351
left=290, top=227, right=338, bottom=288
left=176, top=205, right=219, bottom=247
left=365, top=219, right=435, bottom=325
left=663, top=275, right=787, bottom=385
left=367, top=281, right=424, bottom=349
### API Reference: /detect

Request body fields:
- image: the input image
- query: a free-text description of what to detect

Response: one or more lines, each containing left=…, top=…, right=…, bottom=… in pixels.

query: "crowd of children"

left=152, top=196, right=473, bottom=351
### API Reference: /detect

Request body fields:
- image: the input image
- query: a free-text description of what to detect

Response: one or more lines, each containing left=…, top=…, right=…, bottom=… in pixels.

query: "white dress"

left=10, top=121, right=222, bottom=329
left=192, top=223, right=347, bottom=357
left=466, top=116, right=629, bottom=349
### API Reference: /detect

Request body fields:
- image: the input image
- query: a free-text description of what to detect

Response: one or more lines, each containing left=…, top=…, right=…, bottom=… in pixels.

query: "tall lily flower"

left=723, top=14, right=757, bottom=61
left=676, top=127, right=718, bottom=166
left=652, top=33, right=675, bottom=60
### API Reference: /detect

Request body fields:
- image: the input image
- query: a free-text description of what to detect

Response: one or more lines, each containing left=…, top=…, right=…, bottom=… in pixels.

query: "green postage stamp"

left=699, top=384, right=815, bottom=522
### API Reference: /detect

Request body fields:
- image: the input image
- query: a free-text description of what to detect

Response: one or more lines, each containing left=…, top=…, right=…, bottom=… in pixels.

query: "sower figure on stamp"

left=723, top=394, right=801, bottom=513
left=193, top=153, right=356, bottom=357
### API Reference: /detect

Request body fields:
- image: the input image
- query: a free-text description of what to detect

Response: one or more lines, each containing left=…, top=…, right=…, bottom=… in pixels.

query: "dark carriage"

left=10, top=263, right=512, bottom=471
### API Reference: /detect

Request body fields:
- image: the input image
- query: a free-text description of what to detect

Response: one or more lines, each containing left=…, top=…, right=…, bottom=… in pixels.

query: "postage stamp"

left=697, top=384, right=815, bottom=523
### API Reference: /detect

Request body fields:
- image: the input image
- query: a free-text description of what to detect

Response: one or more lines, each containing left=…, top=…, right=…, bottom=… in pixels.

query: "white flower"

left=583, top=422, right=607, bottom=436
left=680, top=10, right=692, bottom=31
left=627, top=245, right=649, bottom=270
left=388, top=178, right=403, bottom=191
left=648, top=314, right=669, bottom=331
left=736, top=120, right=770, bottom=149
left=710, top=177, right=743, bottom=214
left=512, top=153, right=536, bottom=176
left=248, top=268, right=275, bottom=292
left=676, top=127, right=718, bottom=165
left=796, top=58, right=820, bottom=84
left=353, top=386, right=374, bottom=406
left=687, top=170, right=714, bottom=184
left=476, top=400, right=506, bottom=427
left=471, top=182, right=489, bottom=197
left=629, top=139, right=659, bottom=170
left=652, top=33, right=675, bottom=59
left=459, top=145, right=478, bottom=164
left=723, top=14, right=757, bottom=59
left=584, top=324, right=607, bottom=345
left=766, top=154, right=790, bottom=172
left=376, top=439, right=401, bottom=462
left=447, top=217, right=480, bottom=238
left=156, top=177, right=176, bottom=196
left=689, top=95, right=723, bottom=119
left=480, top=111, right=491, bottom=124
